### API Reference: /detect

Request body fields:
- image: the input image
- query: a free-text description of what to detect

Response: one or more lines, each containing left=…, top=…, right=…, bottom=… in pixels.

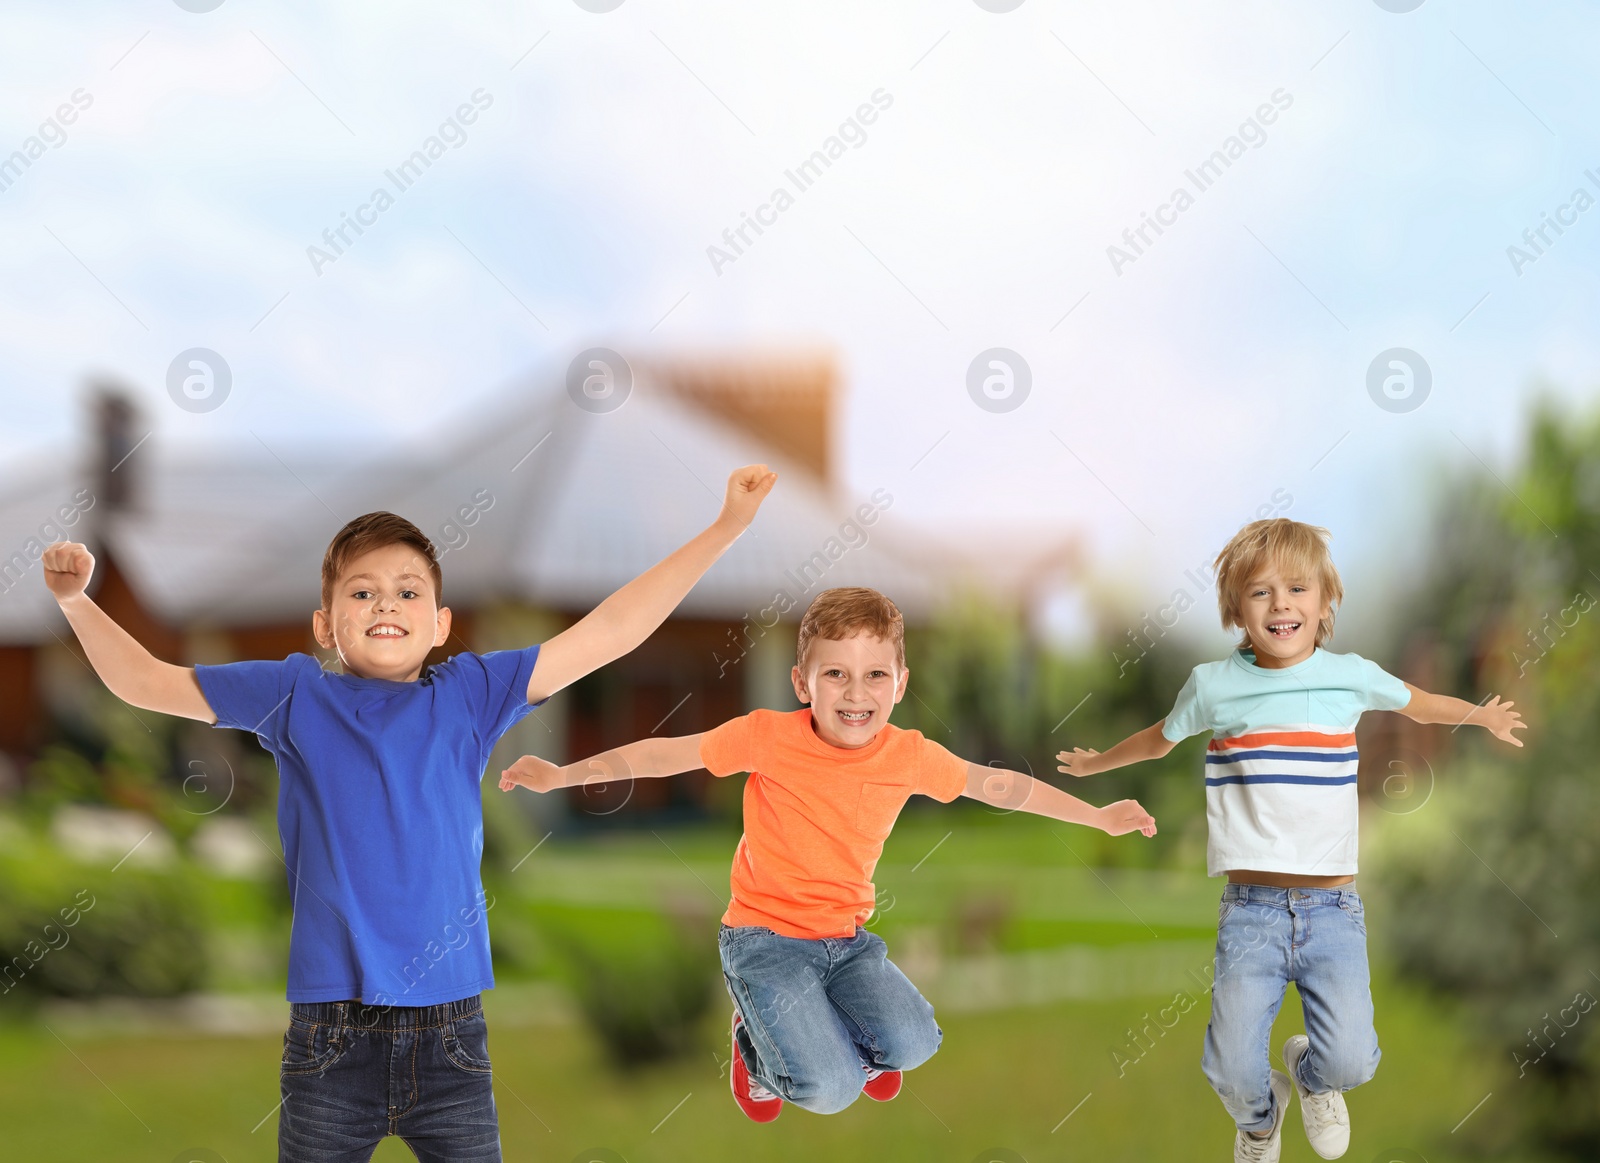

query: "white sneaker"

left=1233, top=1069, right=1291, bottom=1162
left=1283, top=1034, right=1351, bottom=1158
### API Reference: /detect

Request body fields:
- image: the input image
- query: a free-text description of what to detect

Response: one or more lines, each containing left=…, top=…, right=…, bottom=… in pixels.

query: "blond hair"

left=1214, top=519, right=1343, bottom=648
left=795, top=587, right=905, bottom=672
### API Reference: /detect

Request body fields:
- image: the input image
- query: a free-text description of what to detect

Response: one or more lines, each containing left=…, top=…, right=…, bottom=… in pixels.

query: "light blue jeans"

left=718, top=924, right=943, bottom=1114
left=1202, top=883, right=1381, bottom=1134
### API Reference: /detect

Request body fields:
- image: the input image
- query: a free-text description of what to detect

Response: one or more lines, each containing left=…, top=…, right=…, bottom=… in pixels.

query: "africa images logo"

left=1366, top=348, right=1430, bottom=413
left=566, top=348, right=632, bottom=413
left=967, top=349, right=1031, bottom=413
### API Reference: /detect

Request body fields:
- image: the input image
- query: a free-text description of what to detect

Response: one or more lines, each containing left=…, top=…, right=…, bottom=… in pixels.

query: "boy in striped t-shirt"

left=1057, top=518, right=1524, bottom=1163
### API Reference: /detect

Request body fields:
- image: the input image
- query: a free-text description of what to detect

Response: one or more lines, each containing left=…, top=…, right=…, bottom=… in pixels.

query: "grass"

left=0, top=971, right=1535, bottom=1162
left=0, top=811, right=1556, bottom=1160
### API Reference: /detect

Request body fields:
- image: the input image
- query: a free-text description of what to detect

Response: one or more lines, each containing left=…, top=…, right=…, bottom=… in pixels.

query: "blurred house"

left=0, top=355, right=1034, bottom=823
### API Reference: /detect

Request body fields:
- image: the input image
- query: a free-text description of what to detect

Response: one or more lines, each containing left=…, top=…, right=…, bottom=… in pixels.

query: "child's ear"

left=893, top=666, right=910, bottom=704
left=434, top=606, right=452, bottom=648
left=311, top=608, right=335, bottom=649
left=789, top=665, right=811, bottom=705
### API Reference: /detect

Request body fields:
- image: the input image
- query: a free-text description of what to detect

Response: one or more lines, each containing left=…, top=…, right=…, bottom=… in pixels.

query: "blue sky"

left=2, top=0, right=1597, bottom=653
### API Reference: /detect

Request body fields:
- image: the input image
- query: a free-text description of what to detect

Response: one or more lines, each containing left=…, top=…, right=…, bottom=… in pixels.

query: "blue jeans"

left=277, top=994, right=500, bottom=1162
left=1202, top=884, right=1381, bottom=1134
left=718, top=924, right=943, bottom=1114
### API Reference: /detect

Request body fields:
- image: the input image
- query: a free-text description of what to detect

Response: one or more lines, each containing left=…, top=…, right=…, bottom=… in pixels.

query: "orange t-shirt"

left=698, top=708, right=969, bottom=940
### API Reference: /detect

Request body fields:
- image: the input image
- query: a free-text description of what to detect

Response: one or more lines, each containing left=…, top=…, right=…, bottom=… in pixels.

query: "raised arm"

left=962, top=762, right=1155, bottom=836
left=1056, top=720, right=1175, bottom=778
left=1396, top=682, right=1524, bottom=746
left=41, top=542, right=216, bottom=722
left=498, top=733, right=708, bottom=794
left=526, top=465, right=777, bottom=704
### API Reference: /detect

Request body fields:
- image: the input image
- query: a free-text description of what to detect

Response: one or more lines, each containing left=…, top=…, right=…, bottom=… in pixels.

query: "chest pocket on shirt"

left=855, top=782, right=905, bottom=838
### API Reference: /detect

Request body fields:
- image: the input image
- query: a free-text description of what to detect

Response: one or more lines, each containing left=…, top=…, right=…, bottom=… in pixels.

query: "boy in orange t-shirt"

left=499, top=587, right=1156, bottom=1121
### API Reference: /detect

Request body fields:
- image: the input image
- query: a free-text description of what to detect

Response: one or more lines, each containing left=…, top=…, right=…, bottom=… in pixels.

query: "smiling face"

left=1236, top=561, right=1331, bottom=669
left=790, top=633, right=909, bottom=749
left=311, top=542, right=451, bottom=681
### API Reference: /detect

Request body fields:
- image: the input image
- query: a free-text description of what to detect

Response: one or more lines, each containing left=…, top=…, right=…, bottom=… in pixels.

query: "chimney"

left=647, top=353, right=837, bottom=484
left=91, top=384, right=144, bottom=516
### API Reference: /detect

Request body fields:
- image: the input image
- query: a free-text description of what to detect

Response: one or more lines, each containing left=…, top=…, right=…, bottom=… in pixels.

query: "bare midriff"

left=1226, top=869, right=1355, bottom=888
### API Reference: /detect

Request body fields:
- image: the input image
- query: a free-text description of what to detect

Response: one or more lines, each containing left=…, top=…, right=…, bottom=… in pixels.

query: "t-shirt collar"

left=1230, top=645, right=1323, bottom=678
left=795, top=707, right=892, bottom=761
left=321, top=662, right=435, bottom=688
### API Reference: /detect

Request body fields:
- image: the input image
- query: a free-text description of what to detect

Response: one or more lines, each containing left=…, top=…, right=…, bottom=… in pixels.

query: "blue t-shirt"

left=195, top=647, right=544, bottom=1004
left=1161, top=647, right=1411, bottom=876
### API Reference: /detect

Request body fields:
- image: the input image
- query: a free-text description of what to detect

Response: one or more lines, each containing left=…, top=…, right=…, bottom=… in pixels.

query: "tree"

left=1375, top=399, right=1600, bottom=1158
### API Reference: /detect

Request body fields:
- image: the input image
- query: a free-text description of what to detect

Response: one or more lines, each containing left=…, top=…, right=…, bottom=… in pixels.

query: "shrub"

left=0, top=839, right=207, bottom=1006
left=531, top=901, right=718, bottom=1068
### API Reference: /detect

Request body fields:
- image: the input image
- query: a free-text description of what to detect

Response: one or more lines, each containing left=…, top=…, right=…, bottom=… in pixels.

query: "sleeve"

left=915, top=736, right=969, bottom=803
left=1358, top=656, right=1413, bottom=711
left=454, top=645, right=545, bottom=746
left=193, top=656, right=300, bottom=746
left=1160, top=667, right=1210, bottom=742
left=698, top=713, right=759, bottom=777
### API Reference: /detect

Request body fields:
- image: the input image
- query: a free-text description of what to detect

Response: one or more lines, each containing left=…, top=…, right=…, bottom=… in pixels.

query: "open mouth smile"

left=1266, top=620, right=1302, bottom=640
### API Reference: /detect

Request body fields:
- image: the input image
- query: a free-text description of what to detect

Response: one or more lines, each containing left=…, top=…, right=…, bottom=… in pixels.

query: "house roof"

left=0, top=369, right=949, bottom=644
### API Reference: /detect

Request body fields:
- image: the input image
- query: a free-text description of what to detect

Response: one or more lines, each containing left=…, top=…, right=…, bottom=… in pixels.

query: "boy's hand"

left=1097, top=799, right=1157, bottom=838
left=41, top=541, right=95, bottom=601
left=1477, top=695, right=1526, bottom=746
left=498, top=755, right=567, bottom=794
left=718, top=464, right=778, bottom=532
left=1056, top=748, right=1101, bottom=778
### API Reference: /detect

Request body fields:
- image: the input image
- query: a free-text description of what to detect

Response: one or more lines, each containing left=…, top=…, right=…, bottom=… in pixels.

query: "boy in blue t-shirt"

left=40, top=464, right=776, bottom=1162
left=1057, top=518, right=1523, bottom=1163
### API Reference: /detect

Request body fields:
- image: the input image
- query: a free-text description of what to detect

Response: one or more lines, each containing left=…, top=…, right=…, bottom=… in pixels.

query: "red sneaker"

left=729, top=1012, right=781, bottom=1123
left=862, top=1068, right=902, bottom=1101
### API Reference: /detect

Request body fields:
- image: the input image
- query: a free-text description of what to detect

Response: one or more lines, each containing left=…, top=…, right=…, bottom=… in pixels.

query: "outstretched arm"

left=1397, top=683, right=1525, bottom=746
left=41, top=542, right=215, bottom=722
left=1056, top=721, right=1175, bottom=778
left=498, top=733, right=707, bottom=793
left=526, top=465, right=777, bottom=704
left=962, top=762, right=1156, bottom=837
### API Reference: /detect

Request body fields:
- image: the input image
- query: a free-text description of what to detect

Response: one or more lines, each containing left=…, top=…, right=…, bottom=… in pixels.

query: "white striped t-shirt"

left=1161, top=648, right=1412, bottom=877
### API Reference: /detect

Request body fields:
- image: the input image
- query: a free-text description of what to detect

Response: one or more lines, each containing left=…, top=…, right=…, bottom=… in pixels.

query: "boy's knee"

left=776, top=1058, right=865, bottom=1115
left=1312, top=1042, right=1380, bottom=1092
left=876, top=1016, right=942, bottom=1071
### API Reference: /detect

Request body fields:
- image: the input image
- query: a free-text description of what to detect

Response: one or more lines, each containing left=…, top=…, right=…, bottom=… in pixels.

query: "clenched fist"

left=41, top=541, right=95, bottom=601
left=719, top=464, right=778, bottom=531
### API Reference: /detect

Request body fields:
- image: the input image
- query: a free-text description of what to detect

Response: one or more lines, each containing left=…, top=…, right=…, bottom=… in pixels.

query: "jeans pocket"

left=1338, top=895, right=1368, bottom=935
left=1216, top=900, right=1275, bottom=969
left=721, top=924, right=778, bottom=947
left=281, top=1018, right=346, bottom=1076
left=441, top=1011, right=494, bottom=1074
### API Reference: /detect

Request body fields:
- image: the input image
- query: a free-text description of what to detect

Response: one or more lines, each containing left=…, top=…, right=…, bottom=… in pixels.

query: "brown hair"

left=320, top=512, right=443, bottom=611
left=795, top=587, right=905, bottom=672
left=1214, top=518, right=1343, bottom=648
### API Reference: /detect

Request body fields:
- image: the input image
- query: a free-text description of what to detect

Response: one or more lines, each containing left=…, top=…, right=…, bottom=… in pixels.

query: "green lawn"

left=0, top=972, right=1533, bottom=1162
left=0, top=813, right=1551, bottom=1161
